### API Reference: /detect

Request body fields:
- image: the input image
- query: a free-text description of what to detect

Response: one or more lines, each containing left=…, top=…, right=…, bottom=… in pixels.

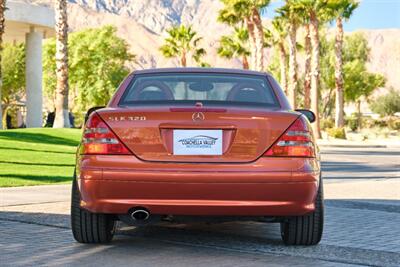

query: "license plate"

left=173, top=130, right=223, bottom=155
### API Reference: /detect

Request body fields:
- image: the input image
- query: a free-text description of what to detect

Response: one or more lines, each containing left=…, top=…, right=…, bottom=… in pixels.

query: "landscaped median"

left=0, top=128, right=81, bottom=187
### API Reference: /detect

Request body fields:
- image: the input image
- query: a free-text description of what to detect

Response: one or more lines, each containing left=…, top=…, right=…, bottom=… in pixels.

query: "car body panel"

left=97, top=107, right=300, bottom=163
left=77, top=155, right=319, bottom=216
left=76, top=68, right=321, bottom=218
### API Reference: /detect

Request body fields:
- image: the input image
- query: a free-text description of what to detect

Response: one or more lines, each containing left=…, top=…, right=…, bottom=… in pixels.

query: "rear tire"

left=280, top=179, right=324, bottom=246
left=71, top=179, right=116, bottom=243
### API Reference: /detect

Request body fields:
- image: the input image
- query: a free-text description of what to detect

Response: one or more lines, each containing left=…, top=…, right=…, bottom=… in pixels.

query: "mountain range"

left=24, top=0, right=400, bottom=90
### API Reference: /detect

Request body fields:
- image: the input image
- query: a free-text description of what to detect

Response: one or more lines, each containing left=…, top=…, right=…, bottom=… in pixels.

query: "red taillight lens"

left=80, top=112, right=131, bottom=155
left=264, top=116, right=315, bottom=157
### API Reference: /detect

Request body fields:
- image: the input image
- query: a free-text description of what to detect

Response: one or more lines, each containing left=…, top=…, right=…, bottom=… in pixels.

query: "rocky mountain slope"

left=71, top=0, right=221, bottom=35
left=23, top=0, right=400, bottom=90
left=360, top=29, right=400, bottom=90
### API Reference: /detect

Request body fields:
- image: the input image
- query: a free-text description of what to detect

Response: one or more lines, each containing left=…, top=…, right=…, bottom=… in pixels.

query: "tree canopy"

left=217, top=27, right=250, bottom=69
left=1, top=43, right=25, bottom=105
left=326, top=0, right=359, bottom=21
left=218, top=0, right=270, bottom=71
left=343, top=59, right=385, bottom=103
left=370, top=88, right=400, bottom=117
left=341, top=33, right=385, bottom=102
left=43, top=26, right=134, bottom=113
left=159, top=25, right=208, bottom=67
left=218, top=0, right=271, bottom=24
left=316, top=31, right=385, bottom=117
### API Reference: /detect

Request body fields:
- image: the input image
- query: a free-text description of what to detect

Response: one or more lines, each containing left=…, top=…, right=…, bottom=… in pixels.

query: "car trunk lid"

left=97, top=106, right=299, bottom=163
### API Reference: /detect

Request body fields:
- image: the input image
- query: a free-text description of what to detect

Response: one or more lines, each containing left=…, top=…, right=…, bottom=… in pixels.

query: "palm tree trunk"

left=242, top=55, right=249, bottom=69
left=0, top=0, right=6, bottom=130
left=357, top=100, right=361, bottom=131
left=334, top=17, right=344, bottom=128
left=245, top=17, right=257, bottom=70
left=310, top=12, right=321, bottom=139
left=2, top=104, right=8, bottom=129
left=53, top=0, right=70, bottom=128
left=287, top=23, right=298, bottom=109
left=180, top=51, right=187, bottom=67
left=278, top=42, right=287, bottom=94
left=251, top=8, right=264, bottom=71
left=181, top=50, right=188, bottom=98
left=304, top=24, right=311, bottom=109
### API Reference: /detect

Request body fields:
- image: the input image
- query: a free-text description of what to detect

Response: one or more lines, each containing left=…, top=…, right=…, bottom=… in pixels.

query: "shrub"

left=370, top=89, right=400, bottom=117
left=321, top=118, right=334, bottom=130
left=4, top=106, right=19, bottom=129
left=373, top=119, right=388, bottom=128
left=346, top=115, right=359, bottom=132
left=362, top=117, right=375, bottom=128
left=72, top=111, right=85, bottom=129
left=388, top=118, right=400, bottom=131
left=327, top=127, right=347, bottom=139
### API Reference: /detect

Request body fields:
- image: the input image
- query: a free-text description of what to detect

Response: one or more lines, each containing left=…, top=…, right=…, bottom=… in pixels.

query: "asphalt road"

left=1, top=147, right=399, bottom=267
left=321, top=147, right=400, bottom=183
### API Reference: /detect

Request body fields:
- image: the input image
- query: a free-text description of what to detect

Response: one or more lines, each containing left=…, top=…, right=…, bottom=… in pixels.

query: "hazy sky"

left=265, top=0, right=400, bottom=31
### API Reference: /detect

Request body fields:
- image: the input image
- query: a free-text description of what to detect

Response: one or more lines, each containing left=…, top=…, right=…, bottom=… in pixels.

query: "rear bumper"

left=77, top=156, right=320, bottom=216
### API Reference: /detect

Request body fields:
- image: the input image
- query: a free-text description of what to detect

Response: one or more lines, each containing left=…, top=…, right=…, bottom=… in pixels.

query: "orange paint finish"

left=75, top=68, right=321, bottom=218
left=78, top=155, right=319, bottom=175
left=77, top=155, right=320, bottom=216
left=79, top=179, right=318, bottom=216
left=97, top=107, right=300, bottom=163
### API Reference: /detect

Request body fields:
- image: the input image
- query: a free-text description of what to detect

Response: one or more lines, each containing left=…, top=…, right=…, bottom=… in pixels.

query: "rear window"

left=119, top=73, right=279, bottom=108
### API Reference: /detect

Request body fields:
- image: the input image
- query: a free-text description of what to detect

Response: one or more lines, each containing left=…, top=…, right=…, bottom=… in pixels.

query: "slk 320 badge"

left=108, top=116, right=146, bottom=121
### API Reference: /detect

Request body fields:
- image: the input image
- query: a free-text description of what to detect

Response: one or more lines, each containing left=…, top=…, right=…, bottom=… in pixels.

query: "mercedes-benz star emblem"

left=192, top=112, right=205, bottom=122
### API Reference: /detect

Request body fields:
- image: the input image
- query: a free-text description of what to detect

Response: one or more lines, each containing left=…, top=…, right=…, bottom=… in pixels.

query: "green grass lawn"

left=0, top=128, right=82, bottom=187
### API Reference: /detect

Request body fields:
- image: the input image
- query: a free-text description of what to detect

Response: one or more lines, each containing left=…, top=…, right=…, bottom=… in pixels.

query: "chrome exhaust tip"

left=130, top=209, right=150, bottom=221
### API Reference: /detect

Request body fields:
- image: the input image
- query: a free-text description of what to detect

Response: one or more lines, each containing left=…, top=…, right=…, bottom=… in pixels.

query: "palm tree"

left=277, top=1, right=302, bottom=109
left=159, top=25, right=207, bottom=67
left=218, top=0, right=271, bottom=71
left=0, top=0, right=6, bottom=129
left=53, top=0, right=70, bottom=128
left=218, top=27, right=250, bottom=69
left=331, top=0, right=359, bottom=127
left=293, top=0, right=330, bottom=139
left=265, top=17, right=288, bottom=93
left=298, top=8, right=312, bottom=109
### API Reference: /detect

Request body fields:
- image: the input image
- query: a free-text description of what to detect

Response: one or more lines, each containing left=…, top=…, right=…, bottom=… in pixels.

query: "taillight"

left=263, top=116, right=315, bottom=157
left=80, top=112, right=131, bottom=155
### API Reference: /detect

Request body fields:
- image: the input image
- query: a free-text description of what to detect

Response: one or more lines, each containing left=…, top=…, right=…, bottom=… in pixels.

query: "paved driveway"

left=1, top=147, right=399, bottom=266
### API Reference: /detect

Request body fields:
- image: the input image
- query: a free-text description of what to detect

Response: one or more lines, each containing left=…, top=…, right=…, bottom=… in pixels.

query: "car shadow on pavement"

left=0, top=218, right=338, bottom=267
left=0, top=210, right=282, bottom=244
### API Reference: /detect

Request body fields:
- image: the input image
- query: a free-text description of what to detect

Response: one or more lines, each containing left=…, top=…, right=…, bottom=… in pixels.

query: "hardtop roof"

left=132, top=67, right=269, bottom=76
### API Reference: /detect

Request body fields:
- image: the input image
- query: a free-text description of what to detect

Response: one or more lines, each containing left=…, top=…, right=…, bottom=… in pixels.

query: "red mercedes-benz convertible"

left=71, top=68, right=323, bottom=246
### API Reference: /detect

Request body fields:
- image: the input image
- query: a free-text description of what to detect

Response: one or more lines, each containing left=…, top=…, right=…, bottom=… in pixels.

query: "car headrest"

left=227, top=82, right=267, bottom=103
left=132, top=81, right=174, bottom=101
left=138, top=90, right=170, bottom=101
left=231, top=89, right=266, bottom=102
